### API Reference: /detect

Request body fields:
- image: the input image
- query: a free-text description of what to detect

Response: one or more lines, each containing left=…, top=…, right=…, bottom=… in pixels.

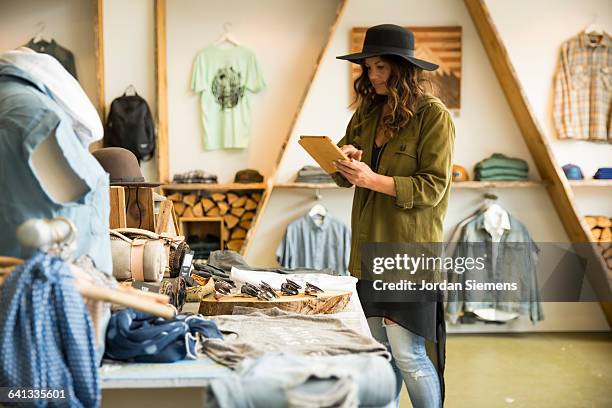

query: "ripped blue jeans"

left=367, top=317, right=441, bottom=408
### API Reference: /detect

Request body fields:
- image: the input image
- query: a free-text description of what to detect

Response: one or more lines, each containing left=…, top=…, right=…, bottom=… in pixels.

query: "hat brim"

left=110, top=181, right=163, bottom=187
left=336, top=51, right=438, bottom=71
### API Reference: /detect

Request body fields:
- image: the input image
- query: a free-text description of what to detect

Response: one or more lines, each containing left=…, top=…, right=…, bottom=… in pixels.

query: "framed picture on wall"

left=350, top=26, right=462, bottom=110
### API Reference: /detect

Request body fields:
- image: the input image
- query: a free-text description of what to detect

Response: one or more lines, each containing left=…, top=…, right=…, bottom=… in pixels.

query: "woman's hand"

left=340, top=144, right=363, bottom=161
left=333, top=158, right=378, bottom=189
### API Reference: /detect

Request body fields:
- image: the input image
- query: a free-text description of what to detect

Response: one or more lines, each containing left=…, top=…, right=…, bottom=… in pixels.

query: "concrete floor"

left=399, top=332, right=612, bottom=408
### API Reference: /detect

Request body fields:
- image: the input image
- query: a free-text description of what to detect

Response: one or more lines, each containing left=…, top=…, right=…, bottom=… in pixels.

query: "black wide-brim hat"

left=337, top=24, right=438, bottom=71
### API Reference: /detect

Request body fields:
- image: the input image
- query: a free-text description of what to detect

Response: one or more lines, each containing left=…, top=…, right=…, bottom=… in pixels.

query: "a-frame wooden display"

left=464, top=0, right=611, bottom=325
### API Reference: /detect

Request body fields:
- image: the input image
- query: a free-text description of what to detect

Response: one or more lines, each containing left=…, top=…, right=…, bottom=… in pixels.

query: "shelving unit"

left=160, top=184, right=267, bottom=255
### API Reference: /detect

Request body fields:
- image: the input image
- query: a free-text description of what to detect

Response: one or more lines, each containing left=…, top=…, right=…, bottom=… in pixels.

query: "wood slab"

left=199, top=290, right=351, bottom=316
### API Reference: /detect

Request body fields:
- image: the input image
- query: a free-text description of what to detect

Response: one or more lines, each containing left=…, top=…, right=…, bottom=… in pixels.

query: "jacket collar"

left=0, top=62, right=49, bottom=95
left=579, top=31, right=611, bottom=48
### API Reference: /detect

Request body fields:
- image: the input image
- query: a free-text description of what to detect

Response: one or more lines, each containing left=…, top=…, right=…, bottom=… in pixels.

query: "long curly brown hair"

left=352, top=55, right=432, bottom=138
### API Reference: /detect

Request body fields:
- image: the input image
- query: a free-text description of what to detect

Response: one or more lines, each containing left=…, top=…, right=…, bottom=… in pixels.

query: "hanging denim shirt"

left=0, top=64, right=111, bottom=273
left=446, top=211, right=544, bottom=324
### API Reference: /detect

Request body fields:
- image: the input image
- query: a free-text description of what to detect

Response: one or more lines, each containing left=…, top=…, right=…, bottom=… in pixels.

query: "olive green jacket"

left=334, top=94, right=455, bottom=280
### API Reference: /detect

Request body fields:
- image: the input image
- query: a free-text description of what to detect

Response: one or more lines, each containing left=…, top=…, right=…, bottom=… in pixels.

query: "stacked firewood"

left=166, top=191, right=262, bottom=252
left=585, top=215, right=612, bottom=270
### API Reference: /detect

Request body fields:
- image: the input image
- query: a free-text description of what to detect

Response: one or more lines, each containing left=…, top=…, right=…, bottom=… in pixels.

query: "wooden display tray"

left=198, top=289, right=352, bottom=316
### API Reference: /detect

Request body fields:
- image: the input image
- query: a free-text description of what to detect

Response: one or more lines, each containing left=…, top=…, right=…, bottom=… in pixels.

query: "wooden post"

left=155, top=0, right=169, bottom=183
left=109, top=186, right=127, bottom=229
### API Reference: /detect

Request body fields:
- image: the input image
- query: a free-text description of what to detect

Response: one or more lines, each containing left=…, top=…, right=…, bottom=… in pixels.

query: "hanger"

left=584, top=15, right=606, bottom=42
left=213, top=22, right=240, bottom=47
left=32, top=21, right=50, bottom=44
left=123, top=84, right=138, bottom=96
left=584, top=14, right=603, bottom=34
left=479, top=192, right=498, bottom=211
left=309, top=203, right=327, bottom=218
left=14, top=217, right=175, bottom=319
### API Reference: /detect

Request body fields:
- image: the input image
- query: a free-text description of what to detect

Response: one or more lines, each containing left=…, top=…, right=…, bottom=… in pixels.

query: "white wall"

left=0, top=0, right=98, bottom=108
left=249, top=0, right=610, bottom=331
left=487, top=0, right=612, bottom=189
left=165, top=0, right=341, bottom=182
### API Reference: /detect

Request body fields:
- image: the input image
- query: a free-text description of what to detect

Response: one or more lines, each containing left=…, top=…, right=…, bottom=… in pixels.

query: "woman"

left=333, top=24, right=455, bottom=408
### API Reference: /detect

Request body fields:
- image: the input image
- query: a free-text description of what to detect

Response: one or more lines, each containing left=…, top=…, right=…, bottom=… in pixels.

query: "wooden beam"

left=155, top=0, right=169, bottom=183
left=243, top=0, right=348, bottom=257
left=464, top=0, right=612, bottom=325
left=89, top=0, right=106, bottom=152
left=94, top=0, right=106, bottom=120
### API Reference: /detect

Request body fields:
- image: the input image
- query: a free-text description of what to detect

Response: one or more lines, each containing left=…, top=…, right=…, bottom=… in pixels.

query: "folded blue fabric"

left=105, top=309, right=222, bottom=363
left=593, top=167, right=612, bottom=179
left=0, top=251, right=99, bottom=407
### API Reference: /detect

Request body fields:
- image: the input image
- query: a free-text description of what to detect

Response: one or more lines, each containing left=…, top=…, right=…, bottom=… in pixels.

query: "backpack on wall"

left=105, top=86, right=156, bottom=162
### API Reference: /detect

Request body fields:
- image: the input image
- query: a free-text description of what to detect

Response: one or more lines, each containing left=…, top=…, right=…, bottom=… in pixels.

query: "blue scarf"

left=0, top=251, right=99, bottom=407
left=104, top=309, right=222, bottom=363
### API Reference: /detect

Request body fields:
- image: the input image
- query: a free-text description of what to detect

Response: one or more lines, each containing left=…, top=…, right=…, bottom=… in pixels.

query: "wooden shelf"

left=569, top=180, right=612, bottom=188
left=274, top=181, right=548, bottom=189
left=162, top=182, right=267, bottom=191
left=274, top=182, right=345, bottom=189
left=452, top=180, right=547, bottom=188
left=178, top=217, right=223, bottom=222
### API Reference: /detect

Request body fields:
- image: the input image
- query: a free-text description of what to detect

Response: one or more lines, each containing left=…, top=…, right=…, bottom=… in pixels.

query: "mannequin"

left=5, top=46, right=92, bottom=204
left=31, top=128, right=88, bottom=203
left=0, top=48, right=111, bottom=273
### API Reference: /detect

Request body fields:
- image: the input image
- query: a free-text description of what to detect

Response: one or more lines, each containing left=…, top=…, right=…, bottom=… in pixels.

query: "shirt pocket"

left=570, top=64, right=588, bottom=89
left=388, top=144, right=418, bottom=176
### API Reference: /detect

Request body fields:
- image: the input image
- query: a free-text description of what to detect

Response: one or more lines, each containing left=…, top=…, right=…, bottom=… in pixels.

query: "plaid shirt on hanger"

left=553, top=31, right=611, bottom=143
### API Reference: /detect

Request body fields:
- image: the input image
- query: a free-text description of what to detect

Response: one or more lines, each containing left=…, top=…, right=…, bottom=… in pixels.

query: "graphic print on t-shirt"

left=211, top=66, right=245, bottom=110
left=192, top=46, right=266, bottom=149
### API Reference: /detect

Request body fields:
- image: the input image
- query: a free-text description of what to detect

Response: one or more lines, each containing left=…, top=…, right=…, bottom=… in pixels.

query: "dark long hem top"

left=333, top=94, right=455, bottom=405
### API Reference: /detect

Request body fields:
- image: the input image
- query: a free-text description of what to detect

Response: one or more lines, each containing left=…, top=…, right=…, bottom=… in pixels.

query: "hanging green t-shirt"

left=191, top=46, right=266, bottom=150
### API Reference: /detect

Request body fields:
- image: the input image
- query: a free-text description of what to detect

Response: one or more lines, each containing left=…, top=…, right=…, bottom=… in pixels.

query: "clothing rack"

left=14, top=217, right=175, bottom=319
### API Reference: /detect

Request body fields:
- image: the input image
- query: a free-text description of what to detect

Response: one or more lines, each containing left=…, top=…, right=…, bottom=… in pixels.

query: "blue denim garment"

left=104, top=309, right=222, bottom=363
left=368, top=317, right=442, bottom=408
left=446, top=211, right=544, bottom=323
left=208, top=353, right=396, bottom=408
left=0, top=252, right=100, bottom=407
left=0, top=63, right=111, bottom=273
left=276, top=214, right=351, bottom=276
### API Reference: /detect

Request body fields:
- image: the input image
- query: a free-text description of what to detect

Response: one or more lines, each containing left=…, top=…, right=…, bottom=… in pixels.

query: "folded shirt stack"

left=295, top=165, right=334, bottom=184
left=593, top=167, right=612, bottom=180
left=173, top=170, right=218, bottom=184
left=474, top=153, right=529, bottom=181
